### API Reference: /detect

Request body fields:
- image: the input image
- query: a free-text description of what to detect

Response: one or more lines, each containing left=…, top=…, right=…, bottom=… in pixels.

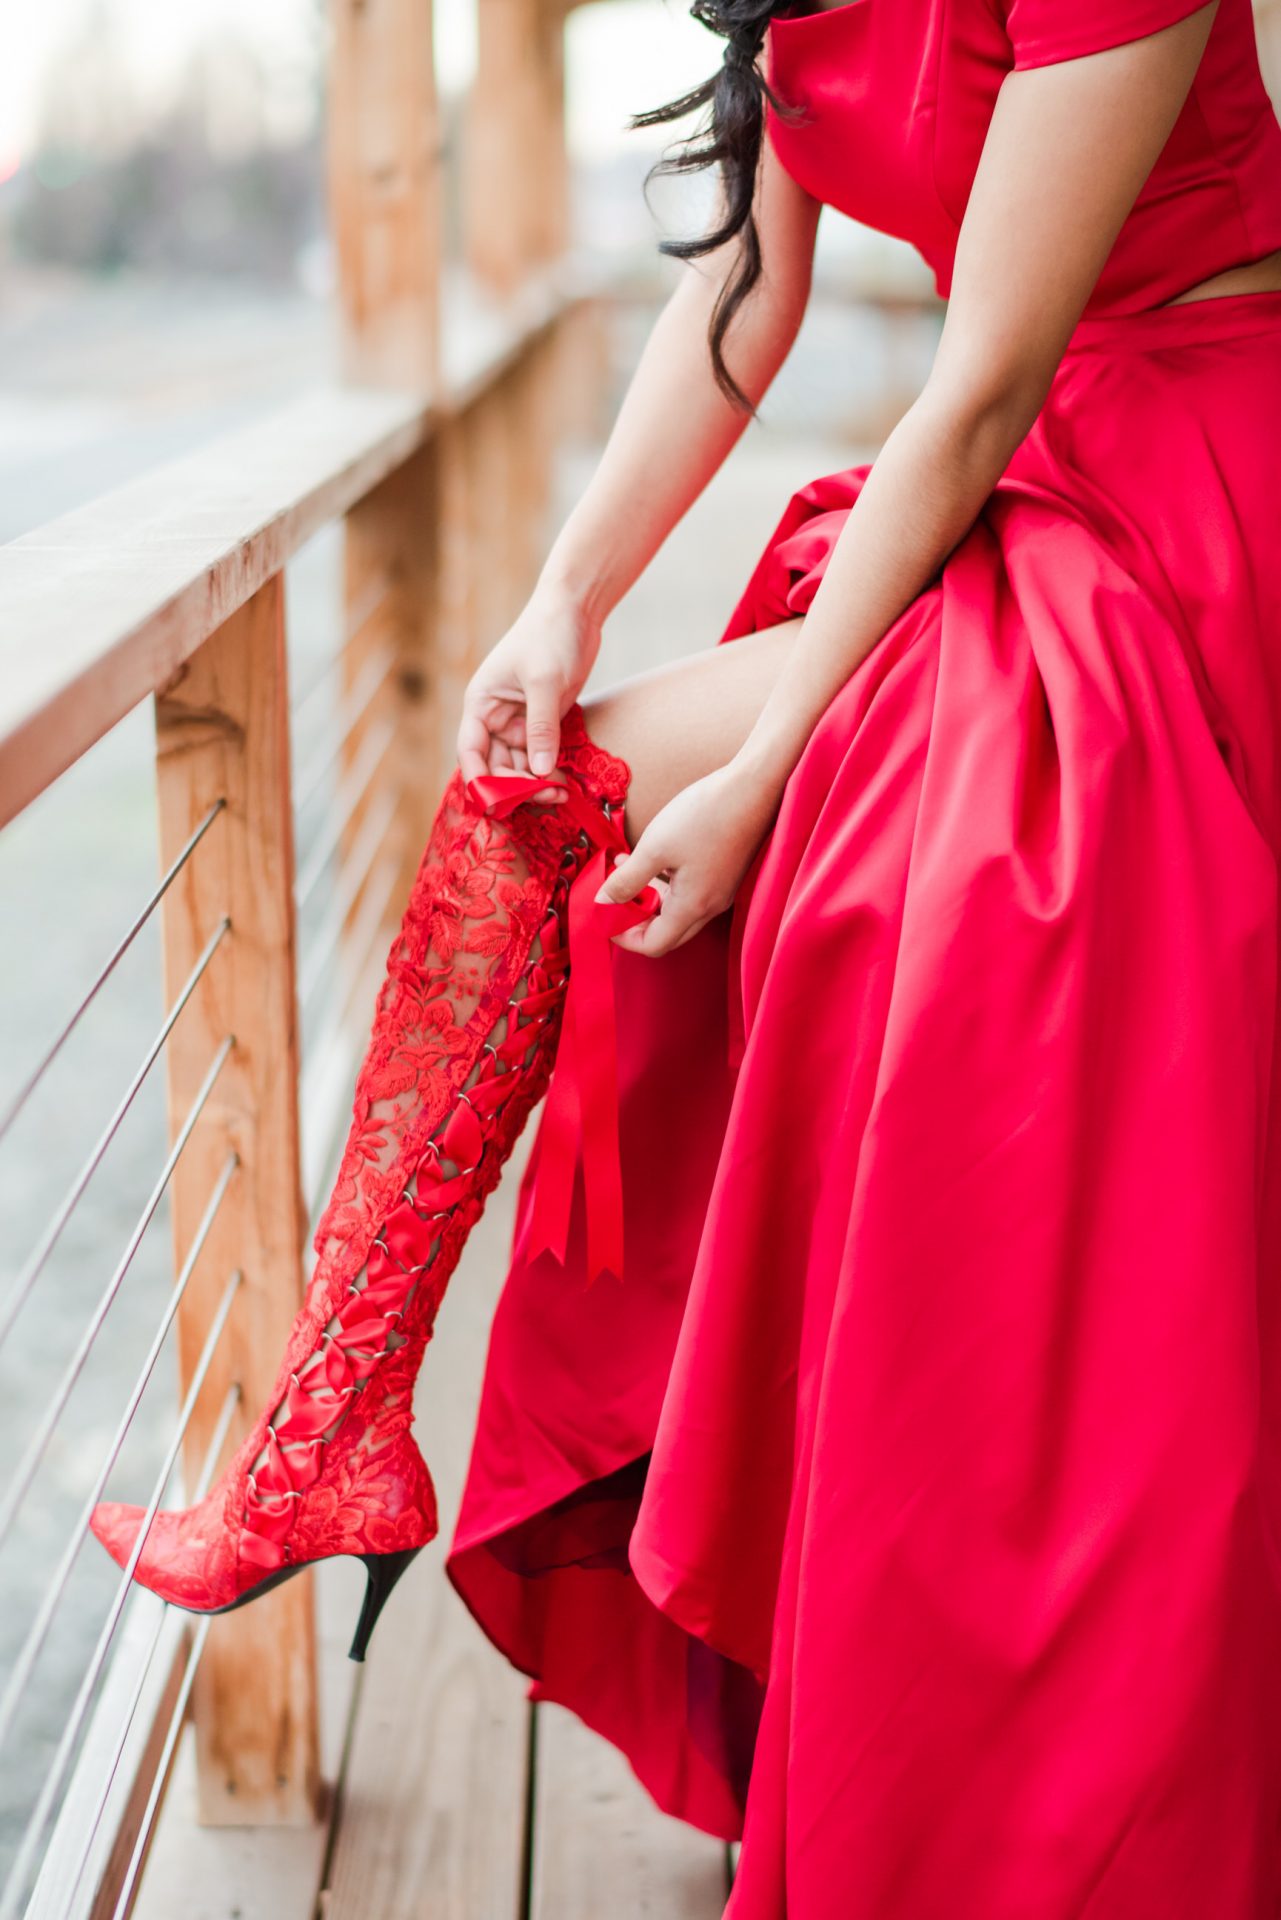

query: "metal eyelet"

left=247, top=1472, right=301, bottom=1503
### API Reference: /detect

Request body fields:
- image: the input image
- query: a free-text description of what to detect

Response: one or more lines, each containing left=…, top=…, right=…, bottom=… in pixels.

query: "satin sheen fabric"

left=764, top=0, right=1281, bottom=314
left=448, top=3, right=1281, bottom=1913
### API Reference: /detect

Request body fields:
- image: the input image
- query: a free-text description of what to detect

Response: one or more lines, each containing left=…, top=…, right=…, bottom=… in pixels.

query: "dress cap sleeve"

left=1004, top=0, right=1214, bottom=71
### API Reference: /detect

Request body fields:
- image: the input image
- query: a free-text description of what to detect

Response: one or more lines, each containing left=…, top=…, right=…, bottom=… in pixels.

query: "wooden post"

left=154, top=577, right=321, bottom=1826
left=342, top=447, right=442, bottom=889
left=430, top=409, right=494, bottom=773
left=327, top=0, right=447, bottom=1043
left=466, top=0, right=570, bottom=294
left=328, top=0, right=442, bottom=389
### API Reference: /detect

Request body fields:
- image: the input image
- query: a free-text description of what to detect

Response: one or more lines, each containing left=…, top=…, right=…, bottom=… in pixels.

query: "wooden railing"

left=0, top=0, right=610, bottom=1911
left=11, top=4, right=1278, bottom=1912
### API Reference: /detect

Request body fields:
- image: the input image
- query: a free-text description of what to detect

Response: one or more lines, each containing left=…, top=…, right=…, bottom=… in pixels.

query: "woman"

left=94, top=0, right=1281, bottom=1908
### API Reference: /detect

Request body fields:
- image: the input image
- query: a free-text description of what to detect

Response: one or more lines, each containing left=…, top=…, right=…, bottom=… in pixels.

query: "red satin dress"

left=448, top=0, right=1281, bottom=1910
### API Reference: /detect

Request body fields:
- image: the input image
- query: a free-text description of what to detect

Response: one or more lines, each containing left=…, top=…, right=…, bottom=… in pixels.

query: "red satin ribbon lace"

left=466, top=768, right=660, bottom=1282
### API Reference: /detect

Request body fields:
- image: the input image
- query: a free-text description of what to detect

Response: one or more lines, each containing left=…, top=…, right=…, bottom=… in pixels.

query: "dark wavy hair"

left=628, top=1, right=809, bottom=413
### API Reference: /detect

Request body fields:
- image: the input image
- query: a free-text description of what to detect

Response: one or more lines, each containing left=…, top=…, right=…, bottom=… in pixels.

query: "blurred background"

left=4, top=1, right=1276, bottom=1914
left=1, top=0, right=940, bottom=537
left=0, top=3, right=945, bottom=1904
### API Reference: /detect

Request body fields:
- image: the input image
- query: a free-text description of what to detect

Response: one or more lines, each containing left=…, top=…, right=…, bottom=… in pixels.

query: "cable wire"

left=0, top=801, right=225, bottom=1149
left=0, top=1165, right=238, bottom=1756
left=0, top=915, right=231, bottom=1356
left=0, top=1065, right=235, bottom=1551
left=0, top=1280, right=243, bottom=1920
left=52, top=1372, right=241, bottom=1920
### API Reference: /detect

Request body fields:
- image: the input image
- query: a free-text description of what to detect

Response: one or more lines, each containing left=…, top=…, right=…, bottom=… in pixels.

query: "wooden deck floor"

left=132, top=1129, right=733, bottom=1920
left=128, top=430, right=883, bottom=1920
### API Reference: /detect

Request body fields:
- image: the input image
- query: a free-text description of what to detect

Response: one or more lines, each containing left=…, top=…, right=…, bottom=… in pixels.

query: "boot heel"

left=348, top=1546, right=423, bottom=1662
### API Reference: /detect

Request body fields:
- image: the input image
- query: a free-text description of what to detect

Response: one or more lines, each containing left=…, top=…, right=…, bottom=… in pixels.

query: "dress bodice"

left=763, top=0, right=1281, bottom=312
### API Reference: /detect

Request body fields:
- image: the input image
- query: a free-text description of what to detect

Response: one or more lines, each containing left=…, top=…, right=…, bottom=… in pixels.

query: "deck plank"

left=319, top=1147, right=532, bottom=1920
left=124, top=1544, right=361, bottom=1920
left=129, top=1145, right=529, bottom=1920
left=530, top=1704, right=729, bottom=1920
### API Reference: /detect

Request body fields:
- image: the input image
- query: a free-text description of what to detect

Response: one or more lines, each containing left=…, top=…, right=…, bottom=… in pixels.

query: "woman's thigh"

left=581, top=617, right=803, bottom=841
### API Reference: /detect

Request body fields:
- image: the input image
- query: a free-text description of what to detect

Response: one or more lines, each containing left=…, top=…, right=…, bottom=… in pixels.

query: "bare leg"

left=581, top=617, right=804, bottom=842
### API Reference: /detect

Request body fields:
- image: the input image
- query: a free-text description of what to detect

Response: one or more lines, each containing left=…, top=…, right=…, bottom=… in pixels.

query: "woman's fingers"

left=596, top=837, right=667, bottom=907
left=597, top=838, right=720, bottom=957
left=456, top=704, right=493, bottom=786
left=523, top=675, right=563, bottom=777
left=459, top=685, right=561, bottom=785
left=611, top=895, right=714, bottom=958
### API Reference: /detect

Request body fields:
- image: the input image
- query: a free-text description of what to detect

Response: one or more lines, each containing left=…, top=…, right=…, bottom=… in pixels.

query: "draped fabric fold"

left=450, top=293, right=1281, bottom=1917
left=467, top=770, right=660, bottom=1282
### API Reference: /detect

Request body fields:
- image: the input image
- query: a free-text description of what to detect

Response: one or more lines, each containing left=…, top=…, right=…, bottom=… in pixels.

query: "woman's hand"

left=596, top=755, right=781, bottom=957
left=456, top=580, right=601, bottom=791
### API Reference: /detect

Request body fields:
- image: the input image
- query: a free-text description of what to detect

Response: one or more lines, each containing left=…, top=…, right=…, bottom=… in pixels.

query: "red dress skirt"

left=448, top=292, right=1281, bottom=1914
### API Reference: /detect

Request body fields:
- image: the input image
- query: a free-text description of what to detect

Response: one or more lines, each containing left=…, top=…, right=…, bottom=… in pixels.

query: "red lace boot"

left=90, top=705, right=646, bottom=1660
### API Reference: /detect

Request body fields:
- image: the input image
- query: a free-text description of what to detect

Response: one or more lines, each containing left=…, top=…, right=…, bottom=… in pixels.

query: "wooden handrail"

left=0, top=0, right=613, bottom=1897
left=0, top=387, right=428, bottom=832
left=0, top=257, right=600, bottom=835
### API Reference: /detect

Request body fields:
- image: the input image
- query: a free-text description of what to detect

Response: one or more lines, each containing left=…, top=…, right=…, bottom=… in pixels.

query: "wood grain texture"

left=126, top=1721, right=332, bottom=1920
left=341, top=446, right=440, bottom=907
left=466, top=0, right=570, bottom=293
left=320, top=1142, right=533, bottom=1920
left=154, top=578, right=320, bottom=1825
left=0, top=388, right=431, bottom=832
left=25, top=1598, right=188, bottom=1920
left=125, top=1536, right=368, bottom=1920
left=531, top=1705, right=730, bottom=1920
left=0, top=266, right=599, bottom=837
left=329, top=0, right=442, bottom=388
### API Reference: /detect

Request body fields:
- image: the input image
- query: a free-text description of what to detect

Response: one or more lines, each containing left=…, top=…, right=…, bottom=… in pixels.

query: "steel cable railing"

left=290, top=652, right=342, bottom=733
left=0, top=801, right=225, bottom=1151
left=294, top=714, right=397, bottom=914
left=299, top=844, right=401, bottom=1213
left=298, top=784, right=400, bottom=1013
left=0, top=914, right=232, bottom=1357
left=109, top=1609, right=213, bottom=1920
left=90, top=1379, right=240, bottom=1920
left=2, top=679, right=383, bottom=1910
left=288, top=575, right=391, bottom=735
left=312, top=852, right=400, bottom=1043
left=0, top=1038, right=235, bottom=1551
left=0, top=1151, right=239, bottom=1760
left=0, top=1290, right=244, bottom=1920
left=5, top=584, right=400, bottom=1916
left=292, top=645, right=396, bottom=817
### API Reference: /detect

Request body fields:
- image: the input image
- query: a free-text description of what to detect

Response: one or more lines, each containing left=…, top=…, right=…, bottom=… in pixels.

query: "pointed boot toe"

left=89, top=1499, right=146, bottom=1570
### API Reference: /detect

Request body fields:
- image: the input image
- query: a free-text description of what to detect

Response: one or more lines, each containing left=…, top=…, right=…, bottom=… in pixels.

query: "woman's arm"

left=457, top=141, right=821, bottom=784
left=541, top=146, right=820, bottom=628
left=604, top=0, right=1219, bottom=953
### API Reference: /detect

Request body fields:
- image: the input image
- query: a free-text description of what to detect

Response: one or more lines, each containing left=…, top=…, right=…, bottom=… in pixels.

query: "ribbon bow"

left=466, top=769, right=660, bottom=1283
